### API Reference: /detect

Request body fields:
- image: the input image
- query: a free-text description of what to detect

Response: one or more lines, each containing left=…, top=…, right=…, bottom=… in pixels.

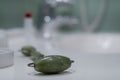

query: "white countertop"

left=0, top=29, right=120, bottom=80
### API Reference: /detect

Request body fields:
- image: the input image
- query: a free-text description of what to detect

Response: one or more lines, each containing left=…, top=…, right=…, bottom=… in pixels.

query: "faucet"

left=35, top=0, right=74, bottom=30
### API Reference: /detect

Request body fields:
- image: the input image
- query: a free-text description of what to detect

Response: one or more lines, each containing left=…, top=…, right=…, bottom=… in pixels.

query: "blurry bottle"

left=24, top=12, right=37, bottom=45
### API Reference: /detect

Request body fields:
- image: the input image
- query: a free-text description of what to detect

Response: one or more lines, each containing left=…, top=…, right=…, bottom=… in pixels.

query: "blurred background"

left=0, top=0, right=120, bottom=32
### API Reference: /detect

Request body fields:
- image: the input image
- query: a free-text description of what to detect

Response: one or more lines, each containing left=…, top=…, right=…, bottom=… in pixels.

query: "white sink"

left=52, top=33, right=120, bottom=54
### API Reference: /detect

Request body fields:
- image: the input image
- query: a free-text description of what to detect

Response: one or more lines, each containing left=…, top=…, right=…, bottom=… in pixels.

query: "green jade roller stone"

left=28, top=55, right=74, bottom=74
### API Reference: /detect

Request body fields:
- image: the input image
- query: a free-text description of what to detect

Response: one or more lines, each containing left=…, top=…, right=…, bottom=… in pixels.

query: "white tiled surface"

left=0, top=30, right=120, bottom=80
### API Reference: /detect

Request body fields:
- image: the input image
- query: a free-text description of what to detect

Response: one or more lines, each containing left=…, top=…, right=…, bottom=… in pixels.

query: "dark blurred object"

left=35, top=0, right=55, bottom=30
